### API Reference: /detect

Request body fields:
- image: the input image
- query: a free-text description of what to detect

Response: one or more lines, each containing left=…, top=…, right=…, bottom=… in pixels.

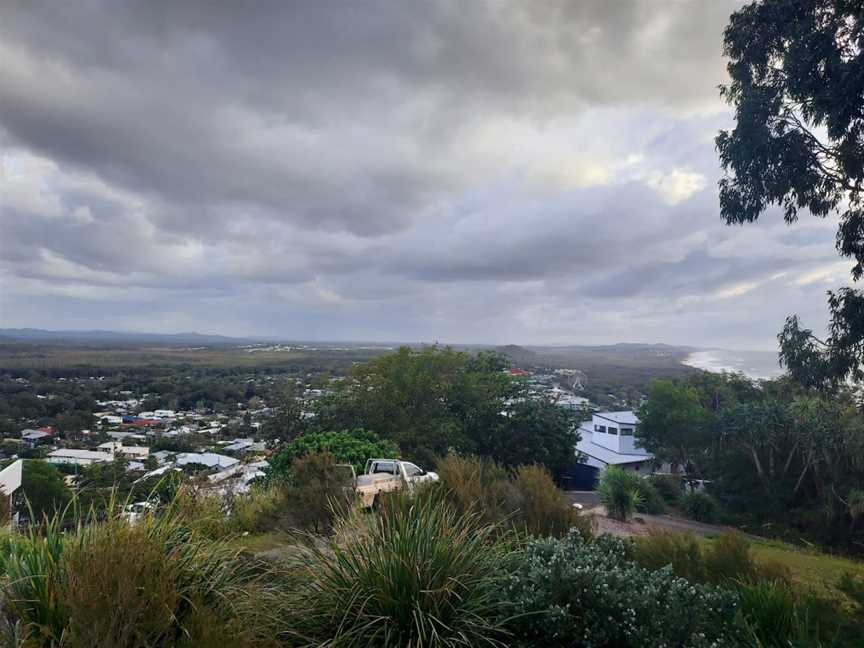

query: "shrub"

left=268, top=428, right=397, bottom=476
left=681, top=490, right=720, bottom=523
left=737, top=580, right=798, bottom=647
left=632, top=528, right=706, bottom=583
left=435, top=455, right=592, bottom=538
left=511, top=464, right=592, bottom=538
left=703, top=530, right=754, bottom=584
left=0, top=506, right=284, bottom=647
left=633, top=478, right=665, bottom=514
left=648, top=473, right=683, bottom=505
left=231, top=451, right=354, bottom=535
left=495, top=531, right=740, bottom=647
left=597, top=466, right=643, bottom=520
left=284, top=489, right=510, bottom=646
left=435, top=454, right=516, bottom=526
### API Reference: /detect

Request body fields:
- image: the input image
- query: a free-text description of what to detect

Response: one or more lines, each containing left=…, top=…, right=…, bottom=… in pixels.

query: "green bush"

left=230, top=450, right=354, bottom=535
left=597, top=466, right=643, bottom=520
left=703, top=530, right=754, bottom=584
left=737, top=580, right=799, bottom=648
left=633, top=478, right=665, bottom=514
left=435, top=455, right=592, bottom=537
left=511, top=464, right=593, bottom=538
left=0, top=506, right=284, bottom=647
left=284, top=489, right=510, bottom=646
left=495, top=531, right=740, bottom=647
left=634, top=529, right=792, bottom=589
left=648, top=473, right=682, bottom=505
left=681, top=491, right=720, bottom=523
left=632, top=528, right=706, bottom=583
left=435, top=453, right=516, bottom=526
left=268, top=427, right=397, bottom=476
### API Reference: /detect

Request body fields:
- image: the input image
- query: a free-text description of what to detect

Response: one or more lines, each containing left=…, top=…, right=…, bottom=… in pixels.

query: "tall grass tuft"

left=284, top=489, right=511, bottom=647
left=0, top=498, right=285, bottom=647
left=596, top=466, right=643, bottom=521
left=511, top=464, right=592, bottom=538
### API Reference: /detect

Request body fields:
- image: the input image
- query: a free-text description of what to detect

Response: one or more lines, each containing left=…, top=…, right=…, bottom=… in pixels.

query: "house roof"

left=48, top=449, right=111, bottom=462
left=21, top=430, right=51, bottom=440
left=575, top=431, right=653, bottom=466
left=175, top=452, right=239, bottom=469
left=595, top=411, right=639, bottom=425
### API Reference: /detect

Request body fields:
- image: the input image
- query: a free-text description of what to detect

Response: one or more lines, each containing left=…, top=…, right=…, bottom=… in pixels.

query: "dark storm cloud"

left=0, top=0, right=843, bottom=347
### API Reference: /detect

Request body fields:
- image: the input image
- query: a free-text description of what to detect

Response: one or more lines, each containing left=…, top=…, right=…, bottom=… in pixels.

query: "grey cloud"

left=0, top=0, right=843, bottom=348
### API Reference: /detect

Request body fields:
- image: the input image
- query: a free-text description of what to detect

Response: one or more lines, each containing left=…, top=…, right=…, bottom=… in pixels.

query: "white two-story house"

left=575, top=411, right=656, bottom=479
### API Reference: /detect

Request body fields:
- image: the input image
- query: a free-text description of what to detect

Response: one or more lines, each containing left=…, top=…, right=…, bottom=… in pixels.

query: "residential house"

left=572, top=411, right=657, bottom=488
left=20, top=429, right=52, bottom=447
left=47, top=449, right=112, bottom=466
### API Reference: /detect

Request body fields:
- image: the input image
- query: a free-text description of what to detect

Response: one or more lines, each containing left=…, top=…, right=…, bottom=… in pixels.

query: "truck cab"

left=355, top=458, right=438, bottom=508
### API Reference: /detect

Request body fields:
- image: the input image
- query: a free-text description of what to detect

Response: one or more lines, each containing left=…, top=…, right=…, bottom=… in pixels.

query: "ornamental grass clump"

left=283, top=489, right=512, bottom=647
left=0, top=503, right=285, bottom=647
left=596, top=466, right=643, bottom=521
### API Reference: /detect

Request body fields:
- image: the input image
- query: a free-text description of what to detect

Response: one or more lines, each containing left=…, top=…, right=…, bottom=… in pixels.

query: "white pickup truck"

left=354, top=458, right=439, bottom=508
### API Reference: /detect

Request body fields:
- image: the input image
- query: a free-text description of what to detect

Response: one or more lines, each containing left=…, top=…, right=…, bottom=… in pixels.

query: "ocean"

left=682, top=349, right=785, bottom=380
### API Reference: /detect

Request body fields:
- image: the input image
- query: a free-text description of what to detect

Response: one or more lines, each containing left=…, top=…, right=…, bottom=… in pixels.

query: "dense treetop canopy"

left=718, top=0, right=864, bottom=389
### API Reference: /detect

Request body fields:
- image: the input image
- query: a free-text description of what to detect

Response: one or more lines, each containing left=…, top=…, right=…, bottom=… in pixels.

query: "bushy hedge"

left=493, top=531, right=740, bottom=647
left=681, top=491, right=720, bottom=523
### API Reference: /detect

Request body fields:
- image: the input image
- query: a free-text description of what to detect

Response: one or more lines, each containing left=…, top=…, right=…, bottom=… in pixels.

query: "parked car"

left=354, top=458, right=439, bottom=509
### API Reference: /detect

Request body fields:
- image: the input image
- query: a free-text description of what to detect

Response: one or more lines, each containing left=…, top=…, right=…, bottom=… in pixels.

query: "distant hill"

left=0, top=328, right=245, bottom=345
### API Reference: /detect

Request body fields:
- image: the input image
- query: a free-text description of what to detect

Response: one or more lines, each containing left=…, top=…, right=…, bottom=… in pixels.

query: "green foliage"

left=284, top=490, right=510, bottom=647
left=510, top=464, right=591, bottom=538
left=434, top=454, right=591, bottom=538
left=647, top=473, right=682, bottom=505
left=489, top=398, right=577, bottom=478
left=633, top=529, right=789, bottom=589
left=21, top=460, right=71, bottom=520
left=717, top=0, right=864, bottom=389
left=232, top=451, right=354, bottom=535
left=737, top=580, right=798, bottom=648
left=681, top=491, right=720, bottom=523
left=434, top=454, right=516, bottom=527
left=632, top=528, right=707, bottom=583
left=280, top=450, right=354, bottom=533
left=495, top=531, right=740, bottom=647
left=0, top=504, right=284, bottom=647
left=633, top=478, right=665, bottom=514
left=311, top=346, right=572, bottom=476
left=637, top=379, right=708, bottom=474
left=269, top=427, right=396, bottom=476
left=596, top=466, right=643, bottom=521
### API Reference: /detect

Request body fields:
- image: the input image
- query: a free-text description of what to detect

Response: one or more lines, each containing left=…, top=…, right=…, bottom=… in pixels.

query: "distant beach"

left=682, top=349, right=784, bottom=380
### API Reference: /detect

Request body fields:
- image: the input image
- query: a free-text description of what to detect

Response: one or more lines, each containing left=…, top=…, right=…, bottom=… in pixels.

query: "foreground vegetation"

left=2, top=451, right=862, bottom=648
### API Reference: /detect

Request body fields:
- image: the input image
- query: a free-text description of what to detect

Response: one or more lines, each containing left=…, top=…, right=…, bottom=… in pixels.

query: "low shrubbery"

left=648, top=473, right=683, bottom=505
left=633, top=528, right=791, bottom=587
left=231, top=450, right=354, bottom=535
left=434, top=454, right=592, bottom=538
left=633, top=478, right=665, bottom=514
left=0, top=507, right=284, bottom=647
left=495, top=531, right=741, bottom=647
left=681, top=490, right=720, bottom=523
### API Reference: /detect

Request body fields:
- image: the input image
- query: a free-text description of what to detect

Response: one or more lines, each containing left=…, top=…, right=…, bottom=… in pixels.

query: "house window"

left=595, top=425, right=606, bottom=433
left=607, top=426, right=618, bottom=435
left=620, top=427, right=634, bottom=436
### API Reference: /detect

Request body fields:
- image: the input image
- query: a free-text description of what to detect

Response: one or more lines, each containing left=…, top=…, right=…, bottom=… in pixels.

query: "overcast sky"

left=0, top=0, right=849, bottom=349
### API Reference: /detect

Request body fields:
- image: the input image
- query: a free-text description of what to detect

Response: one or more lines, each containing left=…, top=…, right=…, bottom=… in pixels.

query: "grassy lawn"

left=700, top=534, right=864, bottom=605
left=749, top=539, right=864, bottom=597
